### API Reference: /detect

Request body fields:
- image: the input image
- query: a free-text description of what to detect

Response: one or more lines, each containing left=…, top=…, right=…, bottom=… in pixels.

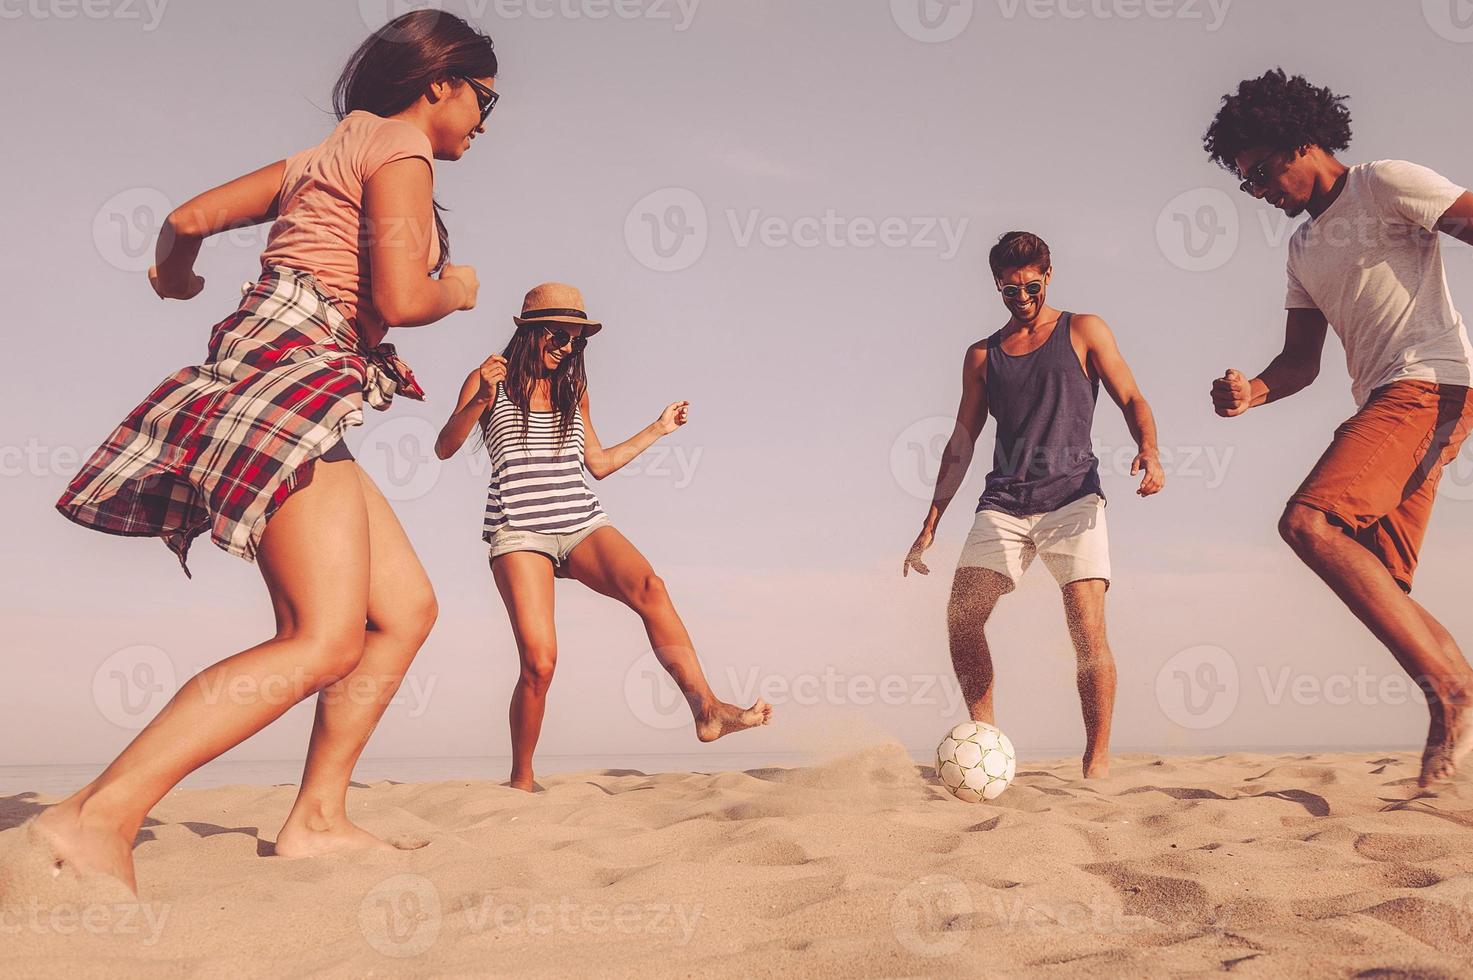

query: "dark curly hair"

left=1203, top=68, right=1352, bottom=173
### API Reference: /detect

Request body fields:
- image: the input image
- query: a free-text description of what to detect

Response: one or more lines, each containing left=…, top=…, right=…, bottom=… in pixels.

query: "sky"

left=3, top=0, right=1473, bottom=778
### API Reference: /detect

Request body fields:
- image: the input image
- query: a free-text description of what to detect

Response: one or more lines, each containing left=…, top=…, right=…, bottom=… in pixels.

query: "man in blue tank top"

left=904, top=231, right=1165, bottom=779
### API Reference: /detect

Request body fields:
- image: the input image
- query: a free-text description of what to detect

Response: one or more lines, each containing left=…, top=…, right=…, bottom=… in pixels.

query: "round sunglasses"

left=543, top=325, right=588, bottom=354
left=998, top=280, right=1044, bottom=300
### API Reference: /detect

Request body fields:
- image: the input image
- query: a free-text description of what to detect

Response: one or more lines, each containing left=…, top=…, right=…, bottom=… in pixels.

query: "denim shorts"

left=487, top=516, right=611, bottom=577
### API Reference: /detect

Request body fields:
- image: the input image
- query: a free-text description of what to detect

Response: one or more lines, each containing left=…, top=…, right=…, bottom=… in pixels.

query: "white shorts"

left=956, top=494, right=1110, bottom=589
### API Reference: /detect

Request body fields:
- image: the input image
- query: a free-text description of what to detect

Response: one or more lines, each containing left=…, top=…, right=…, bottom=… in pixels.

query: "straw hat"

left=512, top=282, right=602, bottom=337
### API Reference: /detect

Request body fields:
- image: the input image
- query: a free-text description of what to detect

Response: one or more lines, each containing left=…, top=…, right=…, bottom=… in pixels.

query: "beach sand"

left=2, top=743, right=1471, bottom=978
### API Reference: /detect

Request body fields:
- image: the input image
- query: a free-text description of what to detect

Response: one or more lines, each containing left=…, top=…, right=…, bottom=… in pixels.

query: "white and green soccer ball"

left=935, top=721, right=1016, bottom=802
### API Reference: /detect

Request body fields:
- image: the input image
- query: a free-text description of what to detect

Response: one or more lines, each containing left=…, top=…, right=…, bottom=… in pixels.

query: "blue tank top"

left=977, top=311, right=1104, bottom=516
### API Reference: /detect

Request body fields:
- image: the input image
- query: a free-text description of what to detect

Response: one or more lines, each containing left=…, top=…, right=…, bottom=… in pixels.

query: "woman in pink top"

left=39, top=10, right=496, bottom=894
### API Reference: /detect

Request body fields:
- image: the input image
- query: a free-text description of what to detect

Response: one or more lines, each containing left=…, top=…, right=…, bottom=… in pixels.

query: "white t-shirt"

left=1285, top=160, right=1471, bottom=407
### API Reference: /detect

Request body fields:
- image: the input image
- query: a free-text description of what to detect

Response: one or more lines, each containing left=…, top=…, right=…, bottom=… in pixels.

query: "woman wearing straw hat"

left=36, top=11, right=497, bottom=893
left=436, top=283, right=774, bottom=791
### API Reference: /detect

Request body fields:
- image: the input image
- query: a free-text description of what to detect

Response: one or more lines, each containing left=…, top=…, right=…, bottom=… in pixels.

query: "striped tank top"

left=482, top=381, right=605, bottom=540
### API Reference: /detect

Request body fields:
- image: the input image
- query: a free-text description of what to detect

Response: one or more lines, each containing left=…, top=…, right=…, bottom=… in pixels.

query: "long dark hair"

left=477, top=325, right=588, bottom=453
left=332, top=10, right=498, bottom=272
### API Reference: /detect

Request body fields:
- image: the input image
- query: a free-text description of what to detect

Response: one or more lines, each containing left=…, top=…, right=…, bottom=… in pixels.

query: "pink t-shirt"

left=259, top=110, right=441, bottom=332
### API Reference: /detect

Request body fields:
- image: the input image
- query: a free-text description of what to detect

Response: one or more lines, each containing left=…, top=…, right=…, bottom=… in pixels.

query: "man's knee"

left=1279, top=502, right=1335, bottom=551
left=949, top=570, right=1012, bottom=630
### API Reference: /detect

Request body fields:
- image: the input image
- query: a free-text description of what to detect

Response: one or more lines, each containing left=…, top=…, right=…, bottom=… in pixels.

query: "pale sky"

left=4, top=0, right=1473, bottom=776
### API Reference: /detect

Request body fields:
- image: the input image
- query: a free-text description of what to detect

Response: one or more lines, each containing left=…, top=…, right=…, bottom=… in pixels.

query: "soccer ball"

left=935, top=721, right=1016, bottom=802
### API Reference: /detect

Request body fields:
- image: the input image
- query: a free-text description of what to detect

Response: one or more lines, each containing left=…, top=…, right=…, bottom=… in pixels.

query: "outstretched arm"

left=1076, top=314, right=1163, bottom=497
left=151, top=159, right=287, bottom=299
left=1212, top=308, right=1329, bottom=416
left=580, top=390, right=688, bottom=481
left=904, top=344, right=989, bottom=576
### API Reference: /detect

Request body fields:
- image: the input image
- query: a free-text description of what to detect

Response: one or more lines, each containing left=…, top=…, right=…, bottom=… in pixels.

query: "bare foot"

left=29, top=800, right=138, bottom=895
left=507, top=772, right=543, bottom=794
left=273, top=816, right=400, bottom=859
left=1083, top=753, right=1110, bottom=779
left=1419, top=702, right=1473, bottom=788
left=695, top=699, right=773, bottom=743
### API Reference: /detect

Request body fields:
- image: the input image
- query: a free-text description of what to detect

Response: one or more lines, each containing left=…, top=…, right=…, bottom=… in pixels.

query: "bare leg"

left=1061, top=579, right=1115, bottom=779
left=1280, top=504, right=1473, bottom=786
left=946, top=568, right=1011, bottom=726
left=275, top=466, right=438, bottom=855
left=31, top=459, right=373, bottom=892
left=560, top=526, right=772, bottom=741
left=491, top=551, right=557, bottom=792
left=1407, top=596, right=1473, bottom=787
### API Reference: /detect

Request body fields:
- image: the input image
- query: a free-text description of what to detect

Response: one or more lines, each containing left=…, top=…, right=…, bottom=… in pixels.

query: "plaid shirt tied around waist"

left=55, top=266, right=425, bottom=577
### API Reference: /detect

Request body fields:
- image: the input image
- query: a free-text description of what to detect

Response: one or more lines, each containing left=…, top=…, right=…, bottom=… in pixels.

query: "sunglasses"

left=544, top=326, right=588, bottom=354
left=459, top=75, right=499, bottom=127
left=998, top=280, right=1045, bottom=300
left=1238, top=150, right=1283, bottom=195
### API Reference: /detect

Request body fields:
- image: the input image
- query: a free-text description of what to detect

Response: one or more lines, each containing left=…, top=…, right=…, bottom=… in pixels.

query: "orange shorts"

left=1290, top=380, right=1473, bottom=593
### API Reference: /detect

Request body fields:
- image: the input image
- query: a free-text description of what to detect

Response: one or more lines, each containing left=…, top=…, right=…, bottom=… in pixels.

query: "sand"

left=2, top=744, right=1472, bottom=978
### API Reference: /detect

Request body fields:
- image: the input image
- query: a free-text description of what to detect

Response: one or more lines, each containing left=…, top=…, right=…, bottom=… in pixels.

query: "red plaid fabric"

left=56, top=266, right=425, bottom=577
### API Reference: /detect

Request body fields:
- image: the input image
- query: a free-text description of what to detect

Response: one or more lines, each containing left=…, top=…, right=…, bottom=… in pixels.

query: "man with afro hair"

left=1205, top=68, right=1473, bottom=787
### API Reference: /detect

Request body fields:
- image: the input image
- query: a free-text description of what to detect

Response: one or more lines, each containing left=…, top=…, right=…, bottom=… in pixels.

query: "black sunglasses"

left=459, top=76, right=499, bottom=126
left=1238, top=150, right=1283, bottom=194
left=999, top=280, right=1044, bottom=300
left=544, top=326, right=588, bottom=354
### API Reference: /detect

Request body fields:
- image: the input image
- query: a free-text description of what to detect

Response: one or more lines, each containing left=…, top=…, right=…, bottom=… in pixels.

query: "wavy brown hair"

left=331, top=10, right=499, bottom=273
left=476, top=325, right=588, bottom=454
